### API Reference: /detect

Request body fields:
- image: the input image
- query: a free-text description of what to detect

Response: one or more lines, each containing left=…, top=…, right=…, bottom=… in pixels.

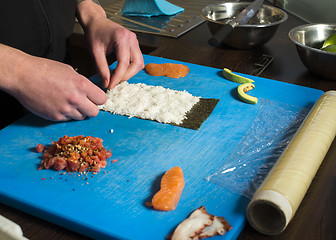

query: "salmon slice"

left=152, top=166, right=185, bottom=211
left=145, top=63, right=190, bottom=78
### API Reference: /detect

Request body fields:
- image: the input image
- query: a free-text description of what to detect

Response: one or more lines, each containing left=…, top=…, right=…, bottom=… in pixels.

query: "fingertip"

left=99, top=68, right=111, bottom=88
left=108, top=79, right=118, bottom=89
left=94, top=55, right=111, bottom=88
left=106, top=72, right=120, bottom=89
left=102, top=78, right=109, bottom=89
left=91, top=106, right=100, bottom=117
left=80, top=105, right=100, bottom=119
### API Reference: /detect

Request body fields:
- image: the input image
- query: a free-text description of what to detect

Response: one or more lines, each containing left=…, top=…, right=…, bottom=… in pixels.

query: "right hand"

left=76, top=0, right=144, bottom=89
left=1, top=45, right=106, bottom=121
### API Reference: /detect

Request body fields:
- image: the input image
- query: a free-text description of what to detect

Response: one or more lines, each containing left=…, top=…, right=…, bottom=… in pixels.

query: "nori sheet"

left=173, top=98, right=219, bottom=130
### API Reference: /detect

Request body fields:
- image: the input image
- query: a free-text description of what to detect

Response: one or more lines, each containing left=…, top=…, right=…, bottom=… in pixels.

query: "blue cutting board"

left=0, top=55, right=323, bottom=240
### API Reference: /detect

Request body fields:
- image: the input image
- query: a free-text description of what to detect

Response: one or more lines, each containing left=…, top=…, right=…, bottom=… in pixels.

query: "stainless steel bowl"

left=201, top=2, right=288, bottom=49
left=289, top=24, right=336, bottom=81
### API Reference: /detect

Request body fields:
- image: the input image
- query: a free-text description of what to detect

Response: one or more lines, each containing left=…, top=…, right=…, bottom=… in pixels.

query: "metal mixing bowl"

left=289, top=24, right=336, bottom=81
left=201, top=2, right=288, bottom=49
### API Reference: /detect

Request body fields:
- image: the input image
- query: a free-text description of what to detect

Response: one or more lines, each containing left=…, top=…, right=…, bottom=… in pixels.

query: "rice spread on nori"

left=99, top=82, right=200, bottom=125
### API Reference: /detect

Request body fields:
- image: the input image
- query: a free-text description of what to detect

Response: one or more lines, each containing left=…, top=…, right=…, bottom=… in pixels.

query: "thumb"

left=93, top=49, right=110, bottom=88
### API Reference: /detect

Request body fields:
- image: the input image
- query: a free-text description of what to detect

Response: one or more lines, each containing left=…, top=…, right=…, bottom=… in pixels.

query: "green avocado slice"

left=223, top=68, right=254, bottom=83
left=237, top=83, right=258, bottom=104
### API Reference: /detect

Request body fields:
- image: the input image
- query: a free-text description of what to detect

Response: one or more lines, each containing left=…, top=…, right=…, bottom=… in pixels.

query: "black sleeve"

left=0, top=0, right=76, bottom=62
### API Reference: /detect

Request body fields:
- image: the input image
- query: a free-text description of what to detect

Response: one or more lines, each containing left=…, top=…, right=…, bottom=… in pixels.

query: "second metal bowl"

left=289, top=23, right=336, bottom=81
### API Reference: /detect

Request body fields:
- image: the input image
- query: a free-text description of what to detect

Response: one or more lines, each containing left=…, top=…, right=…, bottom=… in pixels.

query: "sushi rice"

left=99, top=82, right=200, bottom=125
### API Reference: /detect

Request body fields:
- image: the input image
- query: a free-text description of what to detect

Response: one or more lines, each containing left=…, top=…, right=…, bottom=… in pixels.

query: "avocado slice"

left=223, top=68, right=254, bottom=83
left=237, top=83, right=258, bottom=104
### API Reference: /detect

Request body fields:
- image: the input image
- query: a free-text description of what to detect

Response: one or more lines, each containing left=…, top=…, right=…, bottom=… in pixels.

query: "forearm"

left=0, top=44, right=29, bottom=95
left=75, top=0, right=107, bottom=31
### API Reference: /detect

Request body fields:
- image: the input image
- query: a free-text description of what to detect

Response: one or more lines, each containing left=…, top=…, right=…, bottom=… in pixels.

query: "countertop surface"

left=1, top=2, right=336, bottom=240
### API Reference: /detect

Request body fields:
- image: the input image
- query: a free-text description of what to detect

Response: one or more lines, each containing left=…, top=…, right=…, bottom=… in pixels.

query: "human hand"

left=6, top=52, right=106, bottom=121
left=87, top=19, right=144, bottom=89
left=77, top=1, right=144, bottom=89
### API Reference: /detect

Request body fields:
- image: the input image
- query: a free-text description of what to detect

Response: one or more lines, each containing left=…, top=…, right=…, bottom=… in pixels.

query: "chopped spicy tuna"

left=54, top=157, right=67, bottom=171
left=37, top=135, right=112, bottom=172
left=36, top=144, right=46, bottom=153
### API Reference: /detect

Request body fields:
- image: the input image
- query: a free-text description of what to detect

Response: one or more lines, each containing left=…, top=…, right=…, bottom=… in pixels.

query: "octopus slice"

left=198, top=216, right=232, bottom=239
left=170, top=206, right=232, bottom=240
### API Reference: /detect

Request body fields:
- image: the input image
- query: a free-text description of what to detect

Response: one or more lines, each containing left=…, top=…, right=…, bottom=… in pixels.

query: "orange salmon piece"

left=145, top=63, right=190, bottom=78
left=152, top=166, right=185, bottom=211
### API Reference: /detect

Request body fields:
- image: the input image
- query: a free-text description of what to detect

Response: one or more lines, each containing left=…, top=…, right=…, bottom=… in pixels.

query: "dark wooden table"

left=1, top=8, right=336, bottom=240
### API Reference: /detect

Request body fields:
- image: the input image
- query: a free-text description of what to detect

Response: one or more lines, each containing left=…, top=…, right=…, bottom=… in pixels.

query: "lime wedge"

left=223, top=68, right=254, bottom=83
left=321, top=45, right=336, bottom=53
left=322, top=33, right=336, bottom=48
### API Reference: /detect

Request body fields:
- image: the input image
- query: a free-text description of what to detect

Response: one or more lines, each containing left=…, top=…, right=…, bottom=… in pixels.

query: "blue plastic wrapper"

left=122, top=0, right=184, bottom=17
left=206, top=98, right=310, bottom=198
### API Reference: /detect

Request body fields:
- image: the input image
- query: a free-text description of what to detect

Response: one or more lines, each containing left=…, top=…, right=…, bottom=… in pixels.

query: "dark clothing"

left=0, top=0, right=77, bottom=129
left=0, top=0, right=76, bottom=61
